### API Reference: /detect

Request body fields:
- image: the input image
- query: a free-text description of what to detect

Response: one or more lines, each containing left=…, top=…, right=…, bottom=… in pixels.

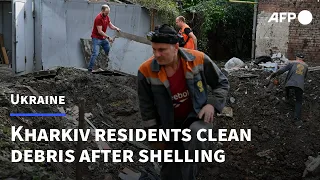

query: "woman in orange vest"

left=175, top=16, right=198, bottom=50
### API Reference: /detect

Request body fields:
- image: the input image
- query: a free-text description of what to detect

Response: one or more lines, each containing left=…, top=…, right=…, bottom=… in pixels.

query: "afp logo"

left=268, top=10, right=313, bottom=25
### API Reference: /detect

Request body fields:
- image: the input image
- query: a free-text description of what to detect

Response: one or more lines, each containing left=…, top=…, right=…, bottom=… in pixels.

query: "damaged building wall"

left=255, top=0, right=320, bottom=65
left=255, top=12, right=290, bottom=58
left=35, top=0, right=157, bottom=71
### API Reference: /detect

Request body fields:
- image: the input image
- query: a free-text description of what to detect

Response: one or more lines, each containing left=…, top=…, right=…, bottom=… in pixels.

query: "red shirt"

left=91, top=13, right=110, bottom=40
left=167, top=60, right=193, bottom=121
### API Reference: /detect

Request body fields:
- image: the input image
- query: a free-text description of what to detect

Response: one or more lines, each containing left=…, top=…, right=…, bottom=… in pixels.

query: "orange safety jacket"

left=137, top=48, right=229, bottom=130
left=179, top=24, right=195, bottom=50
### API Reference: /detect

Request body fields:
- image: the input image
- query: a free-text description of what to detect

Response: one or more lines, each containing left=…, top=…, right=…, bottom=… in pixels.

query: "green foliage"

left=184, top=0, right=226, bottom=32
left=218, top=2, right=254, bottom=57
left=182, top=0, right=254, bottom=58
left=131, top=0, right=254, bottom=58
left=132, top=0, right=180, bottom=25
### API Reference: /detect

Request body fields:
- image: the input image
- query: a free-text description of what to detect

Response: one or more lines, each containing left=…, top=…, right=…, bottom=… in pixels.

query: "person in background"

left=175, top=16, right=197, bottom=50
left=267, top=53, right=308, bottom=126
left=87, top=4, right=121, bottom=72
left=138, top=24, right=229, bottom=180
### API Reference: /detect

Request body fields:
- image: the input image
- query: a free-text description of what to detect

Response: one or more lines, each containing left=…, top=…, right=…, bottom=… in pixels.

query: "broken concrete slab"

left=80, top=38, right=109, bottom=70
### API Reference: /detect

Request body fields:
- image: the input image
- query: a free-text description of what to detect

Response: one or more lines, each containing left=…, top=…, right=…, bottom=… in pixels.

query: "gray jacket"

left=137, top=48, right=230, bottom=130
left=274, top=60, right=308, bottom=91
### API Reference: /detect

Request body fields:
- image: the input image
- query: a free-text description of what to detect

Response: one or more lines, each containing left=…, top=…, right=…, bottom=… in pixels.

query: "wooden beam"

left=0, top=34, right=9, bottom=64
left=115, top=31, right=151, bottom=45
left=1, top=47, right=9, bottom=64
left=150, top=9, right=155, bottom=31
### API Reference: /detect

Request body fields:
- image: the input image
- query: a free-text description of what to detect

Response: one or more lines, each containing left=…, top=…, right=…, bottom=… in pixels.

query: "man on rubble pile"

left=87, top=4, right=121, bottom=72
left=267, top=53, right=308, bottom=126
left=137, top=24, right=229, bottom=180
left=175, top=16, right=197, bottom=50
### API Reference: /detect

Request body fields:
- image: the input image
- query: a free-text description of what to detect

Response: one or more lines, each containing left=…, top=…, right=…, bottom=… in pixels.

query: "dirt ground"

left=199, top=69, right=320, bottom=180
left=0, top=66, right=319, bottom=180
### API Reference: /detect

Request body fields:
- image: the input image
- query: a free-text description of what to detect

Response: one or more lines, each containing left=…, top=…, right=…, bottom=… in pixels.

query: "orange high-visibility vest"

left=179, top=24, right=195, bottom=50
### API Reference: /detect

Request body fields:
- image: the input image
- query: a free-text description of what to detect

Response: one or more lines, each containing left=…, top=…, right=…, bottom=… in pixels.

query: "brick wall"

left=257, top=0, right=320, bottom=65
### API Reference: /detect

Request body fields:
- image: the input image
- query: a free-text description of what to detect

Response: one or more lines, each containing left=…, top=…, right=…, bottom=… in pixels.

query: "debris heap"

left=0, top=67, right=319, bottom=180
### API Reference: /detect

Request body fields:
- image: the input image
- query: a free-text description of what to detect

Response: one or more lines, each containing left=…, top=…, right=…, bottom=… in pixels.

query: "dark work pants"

left=160, top=119, right=213, bottom=180
left=285, top=86, right=303, bottom=120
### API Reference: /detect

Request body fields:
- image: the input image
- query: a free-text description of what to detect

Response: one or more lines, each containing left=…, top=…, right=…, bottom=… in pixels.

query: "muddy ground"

left=199, top=69, right=320, bottom=180
left=0, top=66, right=319, bottom=180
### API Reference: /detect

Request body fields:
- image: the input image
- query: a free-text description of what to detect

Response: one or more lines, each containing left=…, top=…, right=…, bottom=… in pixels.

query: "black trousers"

left=160, top=118, right=213, bottom=180
left=285, top=86, right=303, bottom=120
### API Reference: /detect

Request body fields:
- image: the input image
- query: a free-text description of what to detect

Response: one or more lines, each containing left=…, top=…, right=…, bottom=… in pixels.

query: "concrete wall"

left=256, top=0, right=320, bottom=65
left=36, top=0, right=156, bottom=71
left=255, top=11, right=290, bottom=57
left=108, top=37, right=153, bottom=76
left=0, top=1, right=12, bottom=62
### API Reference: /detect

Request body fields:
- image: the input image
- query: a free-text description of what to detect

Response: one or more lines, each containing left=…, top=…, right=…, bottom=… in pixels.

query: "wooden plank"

left=0, top=34, right=6, bottom=64
left=150, top=9, right=155, bottom=31
left=1, top=47, right=9, bottom=64
left=115, top=31, right=151, bottom=45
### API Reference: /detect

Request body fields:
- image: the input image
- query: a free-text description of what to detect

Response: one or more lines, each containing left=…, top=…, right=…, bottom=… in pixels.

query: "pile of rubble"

left=0, top=67, right=147, bottom=180
left=0, top=66, right=319, bottom=180
left=202, top=64, right=320, bottom=179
